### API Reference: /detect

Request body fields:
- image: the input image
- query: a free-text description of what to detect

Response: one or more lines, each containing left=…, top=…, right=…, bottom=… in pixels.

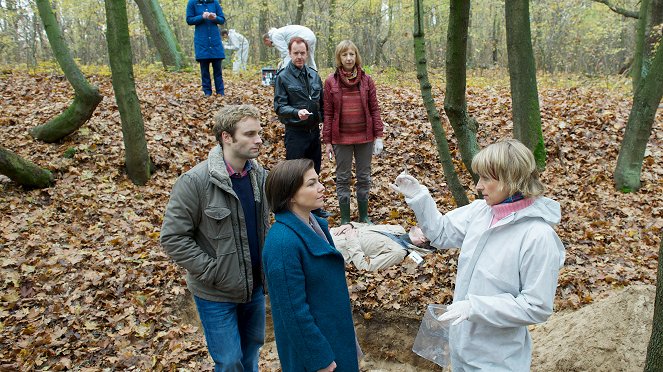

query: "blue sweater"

left=263, top=211, right=359, bottom=372
left=231, top=175, right=260, bottom=288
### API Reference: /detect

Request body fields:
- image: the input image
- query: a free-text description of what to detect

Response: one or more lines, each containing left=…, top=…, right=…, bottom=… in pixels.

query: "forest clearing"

left=0, top=68, right=661, bottom=370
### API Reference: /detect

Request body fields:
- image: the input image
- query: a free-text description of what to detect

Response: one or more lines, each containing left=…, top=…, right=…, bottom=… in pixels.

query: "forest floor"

left=0, top=67, right=661, bottom=370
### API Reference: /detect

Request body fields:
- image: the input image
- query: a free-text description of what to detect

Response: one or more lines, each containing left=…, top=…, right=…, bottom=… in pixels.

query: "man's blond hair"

left=471, top=139, right=545, bottom=198
left=212, top=105, right=261, bottom=145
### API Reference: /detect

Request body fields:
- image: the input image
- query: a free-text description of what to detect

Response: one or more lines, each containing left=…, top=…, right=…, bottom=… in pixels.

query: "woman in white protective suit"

left=391, top=139, right=565, bottom=371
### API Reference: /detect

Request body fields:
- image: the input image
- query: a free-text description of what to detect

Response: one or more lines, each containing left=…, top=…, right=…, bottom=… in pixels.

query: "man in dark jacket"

left=161, top=105, right=269, bottom=371
left=186, top=0, right=225, bottom=96
left=273, top=37, right=329, bottom=217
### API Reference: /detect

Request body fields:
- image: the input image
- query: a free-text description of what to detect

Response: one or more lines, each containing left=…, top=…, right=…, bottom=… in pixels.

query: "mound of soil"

left=531, top=285, right=655, bottom=372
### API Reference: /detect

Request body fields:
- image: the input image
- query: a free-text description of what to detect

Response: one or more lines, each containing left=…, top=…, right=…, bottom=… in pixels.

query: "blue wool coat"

left=263, top=211, right=359, bottom=372
left=186, top=0, right=225, bottom=60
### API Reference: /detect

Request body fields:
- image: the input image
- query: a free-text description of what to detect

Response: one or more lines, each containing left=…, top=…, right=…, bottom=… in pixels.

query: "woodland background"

left=1, top=0, right=662, bottom=370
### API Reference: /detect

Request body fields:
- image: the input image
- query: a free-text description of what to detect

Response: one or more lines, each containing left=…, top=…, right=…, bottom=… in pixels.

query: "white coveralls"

left=223, top=29, right=249, bottom=72
left=268, top=25, right=317, bottom=70
left=405, top=188, right=565, bottom=371
left=330, top=223, right=431, bottom=271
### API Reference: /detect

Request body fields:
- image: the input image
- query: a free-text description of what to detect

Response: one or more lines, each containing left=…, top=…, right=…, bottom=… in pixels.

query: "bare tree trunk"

left=31, top=0, right=103, bottom=143
left=414, top=0, right=469, bottom=207
left=644, top=234, right=663, bottom=371
left=259, top=0, right=268, bottom=62
left=0, top=146, right=54, bottom=188
left=614, top=38, right=663, bottom=192
left=295, top=0, right=304, bottom=25
left=326, top=0, right=336, bottom=68
left=375, top=0, right=393, bottom=66
left=505, top=0, right=546, bottom=169
left=105, top=0, right=152, bottom=185
left=133, top=0, right=187, bottom=70
left=633, top=0, right=651, bottom=90
left=443, top=0, right=480, bottom=183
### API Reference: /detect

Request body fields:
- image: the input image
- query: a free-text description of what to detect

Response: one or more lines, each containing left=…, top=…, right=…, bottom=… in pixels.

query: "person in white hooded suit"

left=392, top=139, right=565, bottom=372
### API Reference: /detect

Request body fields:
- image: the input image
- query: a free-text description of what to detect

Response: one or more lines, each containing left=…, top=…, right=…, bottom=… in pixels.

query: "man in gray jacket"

left=161, top=104, right=269, bottom=371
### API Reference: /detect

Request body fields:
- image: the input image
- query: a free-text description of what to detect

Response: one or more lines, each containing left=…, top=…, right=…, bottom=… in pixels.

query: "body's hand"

left=325, top=144, right=334, bottom=160
left=390, top=172, right=424, bottom=199
left=333, top=224, right=353, bottom=236
left=317, top=361, right=337, bottom=372
left=298, top=109, right=312, bottom=120
left=437, top=300, right=471, bottom=326
left=373, top=138, right=384, bottom=156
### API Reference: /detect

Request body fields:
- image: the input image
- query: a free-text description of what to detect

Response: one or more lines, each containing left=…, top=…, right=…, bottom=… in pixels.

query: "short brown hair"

left=471, top=139, right=545, bottom=198
left=212, top=105, right=261, bottom=145
left=266, top=159, right=315, bottom=213
left=288, top=36, right=309, bottom=52
left=334, top=40, right=362, bottom=68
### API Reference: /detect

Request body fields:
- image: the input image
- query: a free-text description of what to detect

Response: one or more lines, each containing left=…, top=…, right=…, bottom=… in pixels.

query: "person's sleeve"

left=273, top=75, right=299, bottom=119
left=160, top=174, right=218, bottom=286
left=322, top=77, right=333, bottom=143
left=213, top=3, right=225, bottom=24
left=467, top=228, right=564, bottom=327
left=271, top=31, right=290, bottom=59
left=405, top=188, right=470, bottom=249
left=263, top=234, right=335, bottom=370
left=348, top=234, right=405, bottom=271
left=367, top=76, right=383, bottom=138
left=185, top=0, right=203, bottom=25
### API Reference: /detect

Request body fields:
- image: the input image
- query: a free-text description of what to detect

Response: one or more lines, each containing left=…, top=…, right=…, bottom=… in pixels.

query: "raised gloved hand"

left=437, top=300, right=471, bottom=326
left=390, top=172, right=424, bottom=199
left=373, top=138, right=384, bottom=156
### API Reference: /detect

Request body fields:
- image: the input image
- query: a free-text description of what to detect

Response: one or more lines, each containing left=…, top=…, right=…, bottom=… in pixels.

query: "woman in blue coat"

left=186, top=0, right=225, bottom=96
left=263, top=159, right=360, bottom=372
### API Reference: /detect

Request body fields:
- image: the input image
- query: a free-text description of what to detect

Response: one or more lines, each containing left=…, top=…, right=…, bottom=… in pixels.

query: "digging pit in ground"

left=178, top=285, right=655, bottom=371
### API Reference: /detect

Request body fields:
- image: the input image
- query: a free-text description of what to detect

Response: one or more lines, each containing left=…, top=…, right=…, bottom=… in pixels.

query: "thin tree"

left=133, top=0, right=188, bottom=70
left=644, top=234, right=663, bottom=371
left=0, top=146, right=54, bottom=188
left=326, top=0, right=336, bottom=67
left=504, top=0, right=546, bottom=169
left=258, top=0, right=268, bottom=62
left=633, top=0, right=652, bottom=90
left=31, top=0, right=103, bottom=143
left=413, top=0, right=469, bottom=207
left=614, top=39, right=663, bottom=192
left=443, top=0, right=480, bottom=183
left=105, top=0, right=152, bottom=185
left=295, top=0, right=304, bottom=25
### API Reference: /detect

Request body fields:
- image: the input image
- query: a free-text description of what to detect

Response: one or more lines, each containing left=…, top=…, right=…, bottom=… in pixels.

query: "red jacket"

left=322, top=67, right=383, bottom=144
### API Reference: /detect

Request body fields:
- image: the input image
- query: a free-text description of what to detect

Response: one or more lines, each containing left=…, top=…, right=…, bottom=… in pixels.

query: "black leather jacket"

left=273, top=62, right=324, bottom=130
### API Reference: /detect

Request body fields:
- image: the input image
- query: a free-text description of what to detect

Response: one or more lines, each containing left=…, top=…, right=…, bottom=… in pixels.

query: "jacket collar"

left=287, top=62, right=310, bottom=79
left=274, top=210, right=339, bottom=257
left=207, top=145, right=262, bottom=202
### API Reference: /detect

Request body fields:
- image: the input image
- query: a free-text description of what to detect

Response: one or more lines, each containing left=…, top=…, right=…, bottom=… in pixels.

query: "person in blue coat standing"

left=186, top=0, right=226, bottom=96
left=263, top=159, right=360, bottom=372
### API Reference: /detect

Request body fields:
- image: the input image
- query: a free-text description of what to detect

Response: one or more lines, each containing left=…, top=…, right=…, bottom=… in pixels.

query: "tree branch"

left=591, top=0, right=640, bottom=19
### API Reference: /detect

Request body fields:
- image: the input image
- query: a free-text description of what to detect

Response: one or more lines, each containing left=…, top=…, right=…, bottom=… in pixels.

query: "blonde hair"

left=471, top=139, right=545, bottom=198
left=334, top=40, right=362, bottom=68
left=212, top=104, right=261, bottom=145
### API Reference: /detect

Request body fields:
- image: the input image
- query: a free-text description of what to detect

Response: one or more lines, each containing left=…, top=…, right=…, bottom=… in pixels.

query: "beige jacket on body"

left=331, top=223, right=431, bottom=271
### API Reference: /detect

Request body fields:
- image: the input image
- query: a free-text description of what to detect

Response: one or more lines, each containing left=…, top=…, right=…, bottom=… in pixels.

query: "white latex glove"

left=373, top=138, right=384, bottom=156
left=389, top=172, right=424, bottom=199
left=437, top=300, right=471, bottom=326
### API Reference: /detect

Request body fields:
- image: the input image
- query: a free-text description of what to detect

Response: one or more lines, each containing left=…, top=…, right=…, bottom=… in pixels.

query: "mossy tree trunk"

left=326, top=0, right=336, bottom=68
left=504, top=0, right=546, bottom=170
left=0, top=146, right=54, bottom=188
left=614, top=39, right=663, bottom=192
left=443, top=0, right=480, bottom=183
left=105, top=0, right=152, bottom=185
left=413, top=0, right=468, bottom=207
left=133, top=0, right=187, bottom=71
left=644, top=234, right=663, bottom=371
left=31, top=0, right=103, bottom=143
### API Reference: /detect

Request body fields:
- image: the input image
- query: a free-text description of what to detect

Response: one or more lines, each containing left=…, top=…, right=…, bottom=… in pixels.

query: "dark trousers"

left=199, top=58, right=224, bottom=96
left=285, top=127, right=322, bottom=174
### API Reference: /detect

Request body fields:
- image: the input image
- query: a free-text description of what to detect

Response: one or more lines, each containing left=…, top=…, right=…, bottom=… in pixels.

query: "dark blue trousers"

left=199, top=58, right=224, bottom=95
